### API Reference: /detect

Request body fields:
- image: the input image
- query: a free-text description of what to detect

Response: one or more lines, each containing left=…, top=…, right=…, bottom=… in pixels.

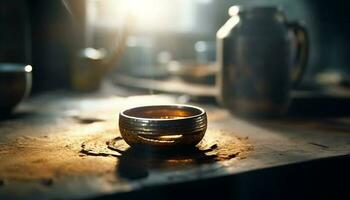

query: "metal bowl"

left=0, top=63, right=32, bottom=116
left=119, top=105, right=207, bottom=149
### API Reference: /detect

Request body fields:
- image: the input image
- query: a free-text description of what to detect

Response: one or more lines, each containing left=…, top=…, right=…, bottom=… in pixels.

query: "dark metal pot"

left=216, top=6, right=309, bottom=117
left=0, top=63, right=32, bottom=116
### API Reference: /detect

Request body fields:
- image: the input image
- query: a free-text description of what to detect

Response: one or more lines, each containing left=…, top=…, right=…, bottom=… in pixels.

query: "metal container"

left=216, top=6, right=308, bottom=117
left=119, top=105, right=207, bottom=149
left=0, top=63, right=32, bottom=116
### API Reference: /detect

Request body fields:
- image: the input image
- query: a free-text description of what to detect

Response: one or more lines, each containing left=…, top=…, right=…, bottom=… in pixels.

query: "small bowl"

left=119, top=105, right=207, bottom=149
left=0, top=63, right=32, bottom=116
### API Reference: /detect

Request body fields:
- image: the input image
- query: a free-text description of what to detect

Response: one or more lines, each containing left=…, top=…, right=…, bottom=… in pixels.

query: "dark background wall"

left=0, top=0, right=30, bottom=64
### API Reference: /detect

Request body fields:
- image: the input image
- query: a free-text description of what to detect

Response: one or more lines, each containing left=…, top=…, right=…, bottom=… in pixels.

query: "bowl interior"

left=122, top=105, right=204, bottom=120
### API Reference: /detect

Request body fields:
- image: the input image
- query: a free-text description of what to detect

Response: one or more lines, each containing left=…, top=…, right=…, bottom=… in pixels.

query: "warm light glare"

left=95, top=0, right=196, bottom=33
left=229, top=6, right=240, bottom=16
left=83, top=48, right=105, bottom=60
left=158, top=135, right=183, bottom=139
left=126, top=0, right=169, bottom=30
left=24, top=65, right=32, bottom=72
left=217, top=16, right=240, bottom=38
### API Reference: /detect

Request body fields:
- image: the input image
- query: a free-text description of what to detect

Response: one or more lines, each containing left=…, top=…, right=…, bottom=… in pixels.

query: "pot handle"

left=287, top=22, right=309, bottom=87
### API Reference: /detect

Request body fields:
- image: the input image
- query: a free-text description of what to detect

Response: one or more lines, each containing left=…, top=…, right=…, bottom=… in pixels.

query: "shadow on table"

left=91, top=154, right=350, bottom=200
left=236, top=95, right=350, bottom=134
left=287, top=95, right=350, bottom=118
left=116, top=146, right=218, bottom=180
left=0, top=111, right=38, bottom=121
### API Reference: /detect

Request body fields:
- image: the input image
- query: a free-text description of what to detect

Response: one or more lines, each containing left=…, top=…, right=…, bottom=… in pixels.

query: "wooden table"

left=1, top=87, right=350, bottom=200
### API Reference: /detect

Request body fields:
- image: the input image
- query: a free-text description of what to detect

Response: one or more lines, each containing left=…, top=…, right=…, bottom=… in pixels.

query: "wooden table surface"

left=1, top=87, right=350, bottom=200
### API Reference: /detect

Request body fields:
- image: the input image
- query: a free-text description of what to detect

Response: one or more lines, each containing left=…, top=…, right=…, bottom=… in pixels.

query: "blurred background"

left=1, top=0, right=350, bottom=93
left=2, top=1, right=350, bottom=199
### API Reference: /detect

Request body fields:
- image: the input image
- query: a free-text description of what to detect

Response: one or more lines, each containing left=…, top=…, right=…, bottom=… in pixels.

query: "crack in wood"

left=309, top=142, right=329, bottom=149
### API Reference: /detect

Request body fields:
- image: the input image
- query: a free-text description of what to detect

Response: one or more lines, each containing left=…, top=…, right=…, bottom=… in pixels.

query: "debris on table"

left=81, top=130, right=253, bottom=180
left=0, top=128, right=252, bottom=181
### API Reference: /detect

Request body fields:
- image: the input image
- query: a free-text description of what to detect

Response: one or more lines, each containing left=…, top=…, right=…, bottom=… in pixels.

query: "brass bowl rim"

left=120, top=104, right=206, bottom=122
